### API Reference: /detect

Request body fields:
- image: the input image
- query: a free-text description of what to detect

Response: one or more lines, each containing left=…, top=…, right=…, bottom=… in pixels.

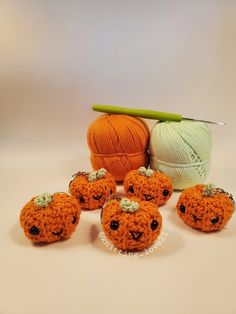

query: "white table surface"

left=1, top=140, right=236, bottom=314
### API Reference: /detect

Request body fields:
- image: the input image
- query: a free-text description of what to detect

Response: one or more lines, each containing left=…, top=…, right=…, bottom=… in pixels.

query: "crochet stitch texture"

left=69, top=169, right=116, bottom=210
left=101, top=197, right=162, bottom=251
left=176, top=184, right=235, bottom=232
left=20, top=193, right=81, bottom=243
left=124, top=167, right=173, bottom=206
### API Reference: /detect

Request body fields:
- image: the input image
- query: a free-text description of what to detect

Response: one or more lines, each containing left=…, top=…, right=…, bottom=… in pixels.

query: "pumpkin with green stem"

left=124, top=167, right=173, bottom=206
left=69, top=168, right=116, bottom=210
left=20, top=192, right=81, bottom=243
left=101, top=196, right=162, bottom=251
left=176, top=184, right=235, bottom=232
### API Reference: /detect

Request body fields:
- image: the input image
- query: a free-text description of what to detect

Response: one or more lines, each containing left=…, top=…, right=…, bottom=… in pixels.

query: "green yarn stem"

left=203, top=184, right=216, bottom=197
left=120, top=198, right=139, bottom=213
left=34, top=193, right=53, bottom=208
left=88, top=168, right=107, bottom=182
left=138, top=166, right=154, bottom=177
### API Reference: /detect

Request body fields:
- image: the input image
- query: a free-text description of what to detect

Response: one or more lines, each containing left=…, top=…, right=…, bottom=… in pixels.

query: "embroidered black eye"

left=151, top=220, right=159, bottom=230
left=72, top=216, right=77, bottom=224
left=110, top=220, right=119, bottom=230
left=163, top=189, right=169, bottom=196
left=179, top=205, right=186, bottom=213
left=110, top=189, right=113, bottom=195
left=79, top=196, right=85, bottom=203
left=29, top=226, right=40, bottom=235
left=128, top=186, right=134, bottom=193
left=211, top=217, right=219, bottom=224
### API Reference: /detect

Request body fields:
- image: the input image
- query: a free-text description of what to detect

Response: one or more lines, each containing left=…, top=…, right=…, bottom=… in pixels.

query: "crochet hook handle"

left=92, top=105, right=183, bottom=122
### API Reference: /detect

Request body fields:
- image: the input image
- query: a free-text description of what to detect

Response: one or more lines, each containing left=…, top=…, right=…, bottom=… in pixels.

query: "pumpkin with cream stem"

left=101, top=197, right=162, bottom=251
left=20, top=192, right=81, bottom=243
left=69, top=168, right=116, bottom=210
left=124, top=167, right=173, bottom=206
left=176, top=184, right=235, bottom=232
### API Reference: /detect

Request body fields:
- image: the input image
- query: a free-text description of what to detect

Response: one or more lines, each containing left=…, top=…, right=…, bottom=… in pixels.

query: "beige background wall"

left=1, top=0, right=236, bottom=149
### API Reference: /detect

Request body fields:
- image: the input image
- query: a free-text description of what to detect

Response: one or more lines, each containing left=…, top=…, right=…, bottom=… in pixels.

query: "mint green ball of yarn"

left=149, top=121, right=212, bottom=190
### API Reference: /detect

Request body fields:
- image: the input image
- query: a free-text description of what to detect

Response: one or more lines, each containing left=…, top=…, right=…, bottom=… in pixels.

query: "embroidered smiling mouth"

left=144, top=194, right=154, bottom=201
left=130, top=231, right=143, bottom=240
left=192, top=215, right=202, bottom=222
left=52, top=229, right=63, bottom=236
left=93, top=194, right=103, bottom=201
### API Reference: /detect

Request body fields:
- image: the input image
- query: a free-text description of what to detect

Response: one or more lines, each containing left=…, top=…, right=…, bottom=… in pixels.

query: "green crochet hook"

left=92, top=105, right=225, bottom=125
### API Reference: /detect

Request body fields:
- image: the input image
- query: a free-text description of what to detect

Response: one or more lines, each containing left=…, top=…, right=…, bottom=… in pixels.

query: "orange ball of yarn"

left=20, top=192, right=81, bottom=243
left=87, top=114, right=149, bottom=181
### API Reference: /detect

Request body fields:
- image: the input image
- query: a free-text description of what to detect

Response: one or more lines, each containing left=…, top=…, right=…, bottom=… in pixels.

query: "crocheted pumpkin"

left=124, top=167, right=173, bottom=206
left=176, top=184, right=235, bottom=232
left=69, top=168, right=116, bottom=210
left=20, top=192, right=81, bottom=243
left=101, top=197, right=162, bottom=251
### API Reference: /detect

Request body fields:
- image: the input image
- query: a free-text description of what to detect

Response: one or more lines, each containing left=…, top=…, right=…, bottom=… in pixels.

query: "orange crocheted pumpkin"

left=20, top=192, right=81, bottom=243
left=176, top=184, right=235, bottom=232
left=69, top=168, right=116, bottom=210
left=101, top=197, right=162, bottom=251
left=124, top=167, right=173, bottom=206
